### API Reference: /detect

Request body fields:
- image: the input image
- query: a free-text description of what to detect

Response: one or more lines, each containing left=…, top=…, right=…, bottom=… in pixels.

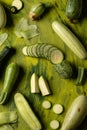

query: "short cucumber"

left=0, top=62, right=19, bottom=104
left=66, top=0, right=82, bottom=20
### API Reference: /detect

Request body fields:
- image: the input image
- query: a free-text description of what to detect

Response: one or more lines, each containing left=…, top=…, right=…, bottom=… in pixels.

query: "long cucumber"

left=0, top=62, right=19, bottom=104
left=52, top=21, right=87, bottom=59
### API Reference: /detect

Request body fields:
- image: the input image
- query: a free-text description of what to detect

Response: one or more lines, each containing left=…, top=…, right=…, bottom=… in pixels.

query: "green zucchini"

left=75, top=66, right=85, bottom=86
left=0, top=62, right=19, bottom=104
left=0, top=46, right=11, bottom=67
left=66, top=0, right=82, bottom=20
left=22, top=43, right=64, bottom=64
left=55, top=60, right=73, bottom=79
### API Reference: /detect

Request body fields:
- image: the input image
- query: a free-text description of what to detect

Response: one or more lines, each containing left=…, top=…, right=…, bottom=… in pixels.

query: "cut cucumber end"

left=42, top=100, right=51, bottom=109
left=22, top=46, right=27, bottom=55
left=50, top=49, right=64, bottom=64
left=50, top=120, right=60, bottom=129
left=53, top=104, right=64, bottom=114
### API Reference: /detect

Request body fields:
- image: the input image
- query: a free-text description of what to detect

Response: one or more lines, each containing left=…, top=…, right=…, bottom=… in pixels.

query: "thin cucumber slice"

left=42, top=100, right=51, bottom=109
left=12, top=0, right=23, bottom=10
left=53, top=104, right=64, bottom=114
left=50, top=120, right=60, bottom=129
left=36, top=44, right=42, bottom=57
left=39, top=43, right=47, bottom=57
left=43, top=44, right=53, bottom=58
left=49, top=49, right=64, bottom=64
left=47, top=46, right=57, bottom=60
left=22, top=46, right=27, bottom=55
left=28, top=45, right=34, bottom=56
left=31, top=44, right=39, bottom=57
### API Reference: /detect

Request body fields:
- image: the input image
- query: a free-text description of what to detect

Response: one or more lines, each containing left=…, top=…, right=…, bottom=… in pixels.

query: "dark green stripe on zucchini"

left=66, top=0, right=82, bottom=20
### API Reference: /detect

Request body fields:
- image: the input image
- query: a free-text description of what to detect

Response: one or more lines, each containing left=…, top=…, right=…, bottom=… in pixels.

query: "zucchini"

left=55, top=60, right=73, bottom=79
left=22, top=43, right=64, bottom=64
left=0, top=62, right=19, bottom=104
left=66, top=0, right=82, bottom=20
left=0, top=46, right=11, bottom=66
left=14, top=93, right=42, bottom=130
left=52, top=21, right=87, bottom=59
left=75, top=66, right=85, bottom=86
left=61, top=95, right=87, bottom=130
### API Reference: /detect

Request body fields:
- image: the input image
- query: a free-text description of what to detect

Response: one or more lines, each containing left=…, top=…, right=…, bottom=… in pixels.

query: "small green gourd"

left=66, top=0, right=82, bottom=20
left=0, top=62, right=19, bottom=104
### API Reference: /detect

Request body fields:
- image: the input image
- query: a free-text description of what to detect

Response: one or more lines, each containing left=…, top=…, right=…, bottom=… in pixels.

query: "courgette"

left=22, top=43, right=64, bottom=64
left=0, top=62, right=19, bottom=104
left=66, top=0, right=82, bottom=20
left=14, top=93, right=42, bottom=130
left=52, top=21, right=87, bottom=59
left=0, top=46, right=11, bottom=66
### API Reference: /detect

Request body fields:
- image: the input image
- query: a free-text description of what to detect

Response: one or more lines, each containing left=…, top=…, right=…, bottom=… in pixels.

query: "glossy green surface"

left=0, top=0, right=87, bottom=130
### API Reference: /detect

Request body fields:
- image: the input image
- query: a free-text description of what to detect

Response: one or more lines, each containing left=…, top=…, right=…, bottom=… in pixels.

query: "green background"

left=0, top=0, right=87, bottom=130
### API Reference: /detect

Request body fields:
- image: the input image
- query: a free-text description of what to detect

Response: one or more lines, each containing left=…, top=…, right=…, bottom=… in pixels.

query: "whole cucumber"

left=66, top=0, right=82, bottom=20
left=0, top=62, right=19, bottom=104
left=61, top=95, right=87, bottom=130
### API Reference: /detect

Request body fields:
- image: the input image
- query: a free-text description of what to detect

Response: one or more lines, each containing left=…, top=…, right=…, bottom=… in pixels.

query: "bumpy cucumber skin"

left=61, top=95, right=87, bottom=130
left=0, top=62, right=19, bottom=104
left=66, top=0, right=82, bottom=20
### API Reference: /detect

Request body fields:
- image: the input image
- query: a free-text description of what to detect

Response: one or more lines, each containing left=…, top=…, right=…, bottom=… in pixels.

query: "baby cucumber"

left=22, top=43, right=64, bottom=64
left=0, top=62, right=19, bottom=104
left=66, top=0, right=82, bottom=20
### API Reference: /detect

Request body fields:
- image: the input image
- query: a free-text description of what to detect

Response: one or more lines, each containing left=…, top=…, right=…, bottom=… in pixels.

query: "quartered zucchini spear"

left=22, top=43, right=64, bottom=64
left=14, top=93, right=42, bottom=130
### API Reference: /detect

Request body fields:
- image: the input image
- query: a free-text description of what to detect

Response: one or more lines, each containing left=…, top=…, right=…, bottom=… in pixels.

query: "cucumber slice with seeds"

left=43, top=44, right=53, bottom=58
left=12, top=0, right=23, bottom=10
left=49, top=49, right=64, bottom=64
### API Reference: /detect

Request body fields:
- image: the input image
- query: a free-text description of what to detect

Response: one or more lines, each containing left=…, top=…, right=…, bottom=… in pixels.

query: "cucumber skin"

left=66, top=0, right=82, bottom=20
left=0, top=62, right=19, bottom=104
left=61, top=95, right=87, bottom=130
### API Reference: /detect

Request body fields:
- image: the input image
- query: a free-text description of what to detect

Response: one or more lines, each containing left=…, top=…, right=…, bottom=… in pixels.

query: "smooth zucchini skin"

left=66, top=0, right=82, bottom=20
left=0, top=62, right=19, bottom=104
left=61, top=95, right=87, bottom=130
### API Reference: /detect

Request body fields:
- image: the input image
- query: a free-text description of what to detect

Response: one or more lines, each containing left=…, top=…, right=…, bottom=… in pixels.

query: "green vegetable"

left=0, top=46, right=11, bottom=67
left=30, top=73, right=40, bottom=93
left=50, top=120, right=60, bottom=129
left=52, top=21, right=87, bottom=59
left=61, top=95, right=87, bottom=130
left=29, top=2, right=52, bottom=20
left=22, top=43, right=64, bottom=64
left=0, top=125, right=13, bottom=130
left=66, top=0, right=82, bottom=20
left=14, top=93, right=42, bottom=130
left=38, top=76, right=51, bottom=96
left=11, top=0, right=23, bottom=11
left=0, top=62, right=19, bottom=104
left=55, top=60, right=73, bottom=79
left=0, top=3, right=7, bottom=29
left=75, top=66, right=85, bottom=86
left=0, top=33, right=8, bottom=46
left=0, top=111, right=17, bottom=125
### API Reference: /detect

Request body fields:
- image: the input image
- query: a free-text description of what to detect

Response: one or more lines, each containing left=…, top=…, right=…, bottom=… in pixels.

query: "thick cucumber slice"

left=49, top=49, right=64, bottom=64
